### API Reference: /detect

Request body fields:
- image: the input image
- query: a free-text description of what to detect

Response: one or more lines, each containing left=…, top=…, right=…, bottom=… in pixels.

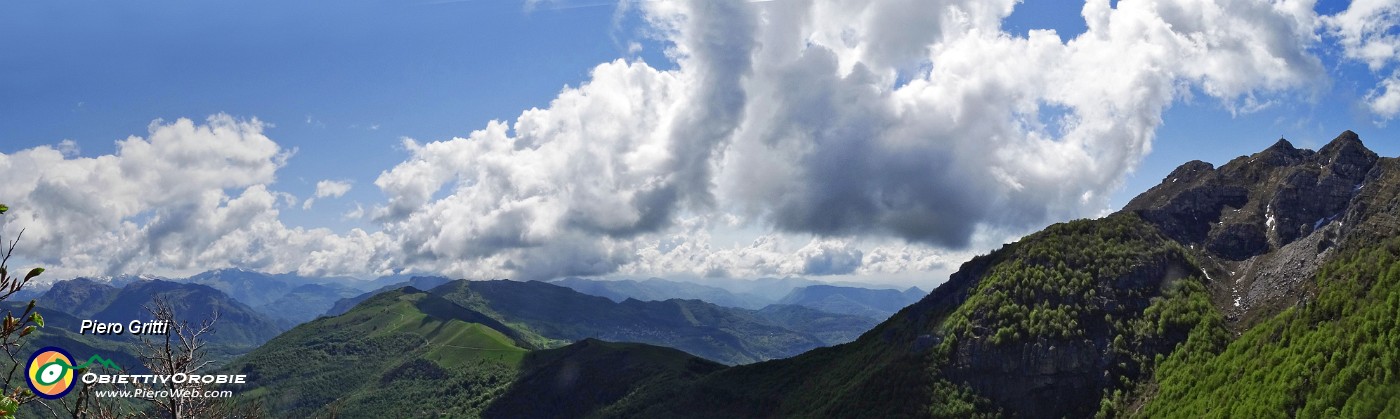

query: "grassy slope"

left=224, top=288, right=528, bottom=418
left=1139, top=239, right=1400, bottom=418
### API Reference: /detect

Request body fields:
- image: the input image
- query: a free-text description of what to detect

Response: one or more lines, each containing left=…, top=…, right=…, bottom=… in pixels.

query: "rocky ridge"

left=1125, top=130, right=1396, bottom=326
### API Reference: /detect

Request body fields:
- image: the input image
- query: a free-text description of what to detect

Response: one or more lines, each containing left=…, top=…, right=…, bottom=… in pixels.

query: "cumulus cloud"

left=1324, top=0, right=1400, bottom=120
left=369, top=0, right=1327, bottom=280
left=303, top=179, right=353, bottom=210
left=0, top=115, right=398, bottom=280
left=6, top=0, right=1385, bottom=284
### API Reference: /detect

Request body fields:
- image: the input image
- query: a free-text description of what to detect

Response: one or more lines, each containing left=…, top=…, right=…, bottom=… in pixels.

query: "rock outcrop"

left=1125, top=130, right=1391, bottom=326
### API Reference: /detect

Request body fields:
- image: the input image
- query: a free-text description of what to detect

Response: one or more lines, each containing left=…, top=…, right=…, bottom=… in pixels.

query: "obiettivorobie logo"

left=25, top=347, right=95, bottom=399
left=25, top=346, right=247, bottom=400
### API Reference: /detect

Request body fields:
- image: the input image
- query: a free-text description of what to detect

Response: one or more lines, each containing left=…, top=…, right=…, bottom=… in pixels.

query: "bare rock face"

left=1124, top=130, right=1389, bottom=327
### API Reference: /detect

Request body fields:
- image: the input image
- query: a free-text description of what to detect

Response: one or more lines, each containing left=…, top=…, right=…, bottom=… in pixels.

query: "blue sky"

left=2, top=0, right=1399, bottom=286
left=1, top=0, right=667, bottom=232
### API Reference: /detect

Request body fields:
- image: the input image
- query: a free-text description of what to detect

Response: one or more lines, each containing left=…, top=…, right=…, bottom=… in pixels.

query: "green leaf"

left=29, top=313, right=42, bottom=328
left=0, top=395, right=16, bottom=416
left=0, top=204, right=8, bottom=215
left=18, top=326, right=32, bottom=338
left=22, top=268, right=42, bottom=281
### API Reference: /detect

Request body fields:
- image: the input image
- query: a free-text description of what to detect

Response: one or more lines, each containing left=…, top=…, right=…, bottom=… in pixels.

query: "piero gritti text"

left=79, top=320, right=170, bottom=336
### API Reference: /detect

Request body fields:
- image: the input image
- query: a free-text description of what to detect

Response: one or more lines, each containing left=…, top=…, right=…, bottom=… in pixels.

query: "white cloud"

left=344, top=203, right=366, bottom=220
left=7, top=0, right=1384, bottom=285
left=1324, top=0, right=1400, bottom=120
left=303, top=179, right=353, bottom=210
left=369, top=0, right=1326, bottom=280
left=0, top=115, right=397, bottom=280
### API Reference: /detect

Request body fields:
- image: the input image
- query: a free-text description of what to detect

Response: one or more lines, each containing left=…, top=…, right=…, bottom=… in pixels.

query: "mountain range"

left=220, top=130, right=1400, bottom=418
left=550, top=276, right=925, bottom=322
left=37, top=278, right=282, bottom=348
left=11, top=131, right=1399, bottom=418
left=430, top=279, right=873, bottom=364
left=549, top=277, right=770, bottom=309
left=564, top=130, right=1397, bottom=418
left=775, top=284, right=925, bottom=319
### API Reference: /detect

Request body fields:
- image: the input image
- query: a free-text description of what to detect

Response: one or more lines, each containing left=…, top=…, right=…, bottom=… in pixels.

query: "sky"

left=1, top=0, right=1399, bottom=289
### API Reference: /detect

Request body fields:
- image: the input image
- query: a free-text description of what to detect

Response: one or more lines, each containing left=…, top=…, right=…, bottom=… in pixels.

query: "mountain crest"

left=1267, top=137, right=1296, bottom=152
left=1317, top=129, right=1378, bottom=179
left=1125, top=130, right=1395, bottom=326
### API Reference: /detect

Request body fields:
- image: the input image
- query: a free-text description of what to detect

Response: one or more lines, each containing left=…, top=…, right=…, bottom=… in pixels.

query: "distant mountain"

left=7, top=288, right=43, bottom=303
left=324, top=275, right=452, bottom=317
left=752, top=304, right=880, bottom=345
left=184, top=268, right=308, bottom=307
left=550, top=277, right=768, bottom=309
left=430, top=279, right=835, bottom=364
left=776, top=285, right=925, bottom=320
left=223, top=287, right=533, bottom=417
left=17, top=274, right=164, bottom=298
left=88, top=280, right=284, bottom=348
left=699, top=276, right=830, bottom=302
left=254, top=282, right=364, bottom=328
left=183, top=268, right=369, bottom=326
left=359, top=272, right=433, bottom=290
left=36, top=277, right=121, bottom=318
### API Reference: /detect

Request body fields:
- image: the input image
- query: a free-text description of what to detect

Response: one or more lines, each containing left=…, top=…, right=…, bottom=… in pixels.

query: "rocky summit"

left=1125, top=130, right=1396, bottom=326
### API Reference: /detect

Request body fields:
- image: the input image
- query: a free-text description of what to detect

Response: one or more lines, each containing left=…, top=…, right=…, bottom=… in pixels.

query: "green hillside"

left=1138, top=238, right=1400, bottom=417
left=223, top=287, right=531, bottom=418
left=484, top=213, right=1221, bottom=418
left=483, top=339, right=725, bottom=419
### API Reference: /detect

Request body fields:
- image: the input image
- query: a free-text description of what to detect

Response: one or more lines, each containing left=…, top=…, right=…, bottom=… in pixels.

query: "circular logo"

left=26, top=347, right=76, bottom=399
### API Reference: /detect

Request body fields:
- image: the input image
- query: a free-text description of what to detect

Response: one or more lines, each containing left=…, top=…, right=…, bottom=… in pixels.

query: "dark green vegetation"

left=483, top=339, right=724, bottom=419
left=751, top=304, right=879, bottom=345
left=584, top=213, right=1219, bottom=418
left=1140, top=239, right=1400, bottom=417
left=224, top=288, right=531, bottom=418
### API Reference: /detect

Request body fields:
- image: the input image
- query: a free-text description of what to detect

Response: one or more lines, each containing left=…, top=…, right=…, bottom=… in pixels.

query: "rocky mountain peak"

left=1316, top=130, right=1378, bottom=179
left=1125, top=130, right=1394, bottom=326
left=1320, top=129, right=1361, bottom=152
left=1267, top=137, right=1296, bottom=152
left=1167, top=160, right=1215, bottom=182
